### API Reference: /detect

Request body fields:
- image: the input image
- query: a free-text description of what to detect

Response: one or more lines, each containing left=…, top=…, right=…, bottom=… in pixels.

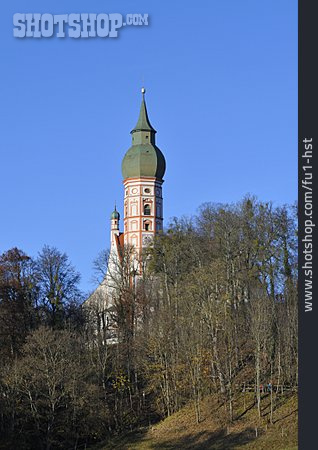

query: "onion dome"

left=121, top=88, right=166, bottom=180
left=110, top=205, right=120, bottom=220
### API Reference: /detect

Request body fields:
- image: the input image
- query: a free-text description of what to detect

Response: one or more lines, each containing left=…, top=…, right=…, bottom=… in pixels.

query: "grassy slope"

left=96, top=392, right=298, bottom=450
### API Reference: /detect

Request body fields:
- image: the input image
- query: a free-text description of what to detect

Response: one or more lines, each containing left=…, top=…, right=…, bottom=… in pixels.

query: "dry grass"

left=96, top=392, right=298, bottom=450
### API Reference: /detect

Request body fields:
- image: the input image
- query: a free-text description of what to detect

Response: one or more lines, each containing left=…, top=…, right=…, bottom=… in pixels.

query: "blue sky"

left=0, top=0, right=297, bottom=293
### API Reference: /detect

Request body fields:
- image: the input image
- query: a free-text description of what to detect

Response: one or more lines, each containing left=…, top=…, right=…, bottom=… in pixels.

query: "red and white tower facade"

left=121, top=88, right=166, bottom=258
left=85, top=89, right=166, bottom=319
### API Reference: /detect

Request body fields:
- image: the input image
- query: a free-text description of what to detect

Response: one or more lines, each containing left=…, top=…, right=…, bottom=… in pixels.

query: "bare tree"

left=35, top=245, right=81, bottom=327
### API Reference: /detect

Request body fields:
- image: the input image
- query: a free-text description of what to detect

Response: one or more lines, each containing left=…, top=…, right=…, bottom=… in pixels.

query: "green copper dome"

left=122, top=144, right=166, bottom=179
left=110, top=207, right=120, bottom=220
left=121, top=89, right=166, bottom=180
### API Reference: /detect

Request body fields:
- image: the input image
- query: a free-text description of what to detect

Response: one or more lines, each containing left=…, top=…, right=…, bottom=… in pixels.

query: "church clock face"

left=143, top=235, right=152, bottom=245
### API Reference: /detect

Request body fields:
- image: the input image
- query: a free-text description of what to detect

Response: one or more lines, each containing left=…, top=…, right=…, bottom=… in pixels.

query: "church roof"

left=122, top=88, right=166, bottom=180
left=114, top=233, right=125, bottom=260
left=122, top=144, right=166, bottom=179
left=131, top=88, right=156, bottom=134
left=110, top=206, right=120, bottom=220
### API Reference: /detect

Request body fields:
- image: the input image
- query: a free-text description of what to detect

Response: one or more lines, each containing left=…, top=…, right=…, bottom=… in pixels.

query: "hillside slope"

left=97, top=392, right=297, bottom=450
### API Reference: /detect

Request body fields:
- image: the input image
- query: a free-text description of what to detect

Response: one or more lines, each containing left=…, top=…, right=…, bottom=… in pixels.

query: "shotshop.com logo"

left=13, top=13, right=149, bottom=38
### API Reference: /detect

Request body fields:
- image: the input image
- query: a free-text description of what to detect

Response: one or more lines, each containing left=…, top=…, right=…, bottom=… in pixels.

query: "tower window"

left=144, top=204, right=151, bottom=215
left=144, top=221, right=151, bottom=231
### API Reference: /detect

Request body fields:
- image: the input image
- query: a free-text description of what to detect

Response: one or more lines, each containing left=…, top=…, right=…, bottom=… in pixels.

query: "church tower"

left=121, top=88, right=166, bottom=257
left=85, top=88, right=166, bottom=318
left=110, top=206, right=120, bottom=239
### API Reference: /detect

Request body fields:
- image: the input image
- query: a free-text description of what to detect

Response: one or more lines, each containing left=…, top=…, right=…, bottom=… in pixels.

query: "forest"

left=0, top=196, right=298, bottom=450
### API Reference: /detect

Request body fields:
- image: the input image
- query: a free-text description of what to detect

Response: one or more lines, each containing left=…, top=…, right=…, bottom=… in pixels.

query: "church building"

left=85, top=88, right=166, bottom=333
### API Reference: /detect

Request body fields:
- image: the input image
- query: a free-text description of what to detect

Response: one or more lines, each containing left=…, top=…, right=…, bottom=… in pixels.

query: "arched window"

left=144, top=204, right=151, bottom=215
left=131, top=234, right=138, bottom=248
left=131, top=202, right=138, bottom=216
left=144, top=221, right=151, bottom=231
